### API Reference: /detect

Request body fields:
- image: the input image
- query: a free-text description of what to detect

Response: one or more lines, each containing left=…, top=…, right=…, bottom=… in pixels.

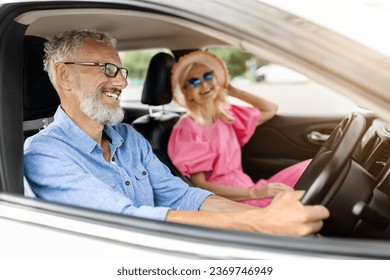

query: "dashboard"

left=341, top=120, right=390, bottom=239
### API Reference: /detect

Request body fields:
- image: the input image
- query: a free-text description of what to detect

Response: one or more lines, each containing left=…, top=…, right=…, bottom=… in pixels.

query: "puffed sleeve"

left=168, top=121, right=215, bottom=177
left=230, top=104, right=261, bottom=147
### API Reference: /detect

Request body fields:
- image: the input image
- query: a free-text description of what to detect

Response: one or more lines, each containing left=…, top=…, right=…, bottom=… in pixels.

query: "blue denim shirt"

left=24, top=107, right=212, bottom=220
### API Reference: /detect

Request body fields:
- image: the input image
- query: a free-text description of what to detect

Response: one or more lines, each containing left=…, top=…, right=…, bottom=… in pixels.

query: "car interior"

left=1, top=2, right=390, bottom=246
left=130, top=52, right=192, bottom=184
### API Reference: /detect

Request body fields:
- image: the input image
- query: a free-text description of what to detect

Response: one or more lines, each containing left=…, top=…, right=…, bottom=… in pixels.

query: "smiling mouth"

left=200, top=87, right=213, bottom=96
left=104, top=91, right=121, bottom=101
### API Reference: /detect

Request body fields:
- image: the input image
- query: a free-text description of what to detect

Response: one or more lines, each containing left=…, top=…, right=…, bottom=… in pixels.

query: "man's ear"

left=54, top=63, right=72, bottom=90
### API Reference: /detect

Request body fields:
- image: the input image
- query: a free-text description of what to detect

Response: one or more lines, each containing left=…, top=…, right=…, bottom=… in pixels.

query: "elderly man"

left=24, top=29, right=329, bottom=236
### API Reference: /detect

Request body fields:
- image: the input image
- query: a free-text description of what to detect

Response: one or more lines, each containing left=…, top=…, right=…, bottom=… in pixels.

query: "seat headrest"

left=23, top=35, right=60, bottom=121
left=141, top=52, right=176, bottom=106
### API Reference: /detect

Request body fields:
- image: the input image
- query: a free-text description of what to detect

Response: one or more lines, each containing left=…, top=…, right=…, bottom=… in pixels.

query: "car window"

left=120, top=49, right=173, bottom=102
left=207, top=47, right=366, bottom=116
left=120, top=46, right=366, bottom=117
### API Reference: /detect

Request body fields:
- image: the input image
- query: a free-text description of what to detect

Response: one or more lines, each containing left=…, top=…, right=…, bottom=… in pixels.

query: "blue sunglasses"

left=186, top=71, right=214, bottom=88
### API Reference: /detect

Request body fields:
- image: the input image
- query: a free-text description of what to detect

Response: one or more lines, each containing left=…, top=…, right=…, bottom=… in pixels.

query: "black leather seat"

left=23, top=35, right=60, bottom=138
left=23, top=35, right=60, bottom=196
left=132, top=52, right=191, bottom=184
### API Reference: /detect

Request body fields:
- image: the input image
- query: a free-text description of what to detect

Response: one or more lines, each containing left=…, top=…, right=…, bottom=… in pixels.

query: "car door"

left=243, top=114, right=341, bottom=181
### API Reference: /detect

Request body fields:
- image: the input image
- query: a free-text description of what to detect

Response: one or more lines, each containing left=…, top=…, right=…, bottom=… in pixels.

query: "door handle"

left=307, top=131, right=330, bottom=143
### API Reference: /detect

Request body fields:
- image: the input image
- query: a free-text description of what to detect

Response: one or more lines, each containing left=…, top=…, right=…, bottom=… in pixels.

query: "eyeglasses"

left=63, top=62, right=128, bottom=79
left=186, top=71, right=214, bottom=88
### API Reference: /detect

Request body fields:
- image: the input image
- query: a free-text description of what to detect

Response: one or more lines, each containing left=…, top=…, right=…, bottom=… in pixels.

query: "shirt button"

left=142, top=171, right=147, bottom=176
left=111, top=157, right=115, bottom=162
left=125, top=181, right=131, bottom=186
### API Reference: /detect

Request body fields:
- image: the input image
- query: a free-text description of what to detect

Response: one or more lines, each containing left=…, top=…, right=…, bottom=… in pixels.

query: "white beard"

left=80, top=89, right=124, bottom=125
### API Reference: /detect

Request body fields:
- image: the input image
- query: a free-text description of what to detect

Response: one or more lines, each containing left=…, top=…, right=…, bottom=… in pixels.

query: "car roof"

left=19, top=8, right=227, bottom=51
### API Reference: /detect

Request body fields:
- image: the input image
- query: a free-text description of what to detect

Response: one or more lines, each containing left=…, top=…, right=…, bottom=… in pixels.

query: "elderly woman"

left=168, top=50, right=311, bottom=207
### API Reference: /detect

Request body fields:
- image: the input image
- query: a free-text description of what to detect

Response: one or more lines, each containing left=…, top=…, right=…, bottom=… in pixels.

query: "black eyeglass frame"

left=63, top=62, right=128, bottom=79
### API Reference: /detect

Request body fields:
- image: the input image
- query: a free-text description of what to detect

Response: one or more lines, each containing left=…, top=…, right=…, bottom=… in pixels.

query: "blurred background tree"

left=208, top=47, right=267, bottom=78
left=121, top=48, right=267, bottom=80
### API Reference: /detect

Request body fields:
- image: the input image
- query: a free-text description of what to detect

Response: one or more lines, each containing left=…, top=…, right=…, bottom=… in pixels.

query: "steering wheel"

left=294, top=113, right=366, bottom=205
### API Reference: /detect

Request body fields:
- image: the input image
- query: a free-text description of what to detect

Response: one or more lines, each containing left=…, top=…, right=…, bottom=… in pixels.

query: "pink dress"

left=167, top=104, right=311, bottom=207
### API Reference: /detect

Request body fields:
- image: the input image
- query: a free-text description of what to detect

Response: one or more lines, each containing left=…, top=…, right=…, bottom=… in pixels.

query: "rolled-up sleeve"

left=230, top=104, right=260, bottom=146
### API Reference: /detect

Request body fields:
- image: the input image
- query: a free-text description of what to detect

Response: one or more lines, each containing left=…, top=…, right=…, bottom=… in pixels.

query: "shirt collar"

left=54, top=106, right=124, bottom=153
left=104, top=123, right=124, bottom=149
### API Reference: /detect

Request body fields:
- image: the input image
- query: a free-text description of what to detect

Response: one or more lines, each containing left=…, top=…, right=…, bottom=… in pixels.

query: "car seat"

left=23, top=35, right=60, bottom=196
left=23, top=35, right=59, bottom=138
left=131, top=52, right=192, bottom=184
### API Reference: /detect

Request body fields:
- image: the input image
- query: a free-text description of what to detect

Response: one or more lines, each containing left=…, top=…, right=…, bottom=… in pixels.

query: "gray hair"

left=43, top=29, right=117, bottom=88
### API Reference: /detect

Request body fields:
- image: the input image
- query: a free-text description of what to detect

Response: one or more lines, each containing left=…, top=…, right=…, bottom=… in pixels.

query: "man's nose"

left=112, top=72, right=128, bottom=89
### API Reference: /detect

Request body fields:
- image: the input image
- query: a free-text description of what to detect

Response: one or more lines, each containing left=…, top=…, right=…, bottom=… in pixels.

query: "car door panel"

left=242, top=115, right=345, bottom=181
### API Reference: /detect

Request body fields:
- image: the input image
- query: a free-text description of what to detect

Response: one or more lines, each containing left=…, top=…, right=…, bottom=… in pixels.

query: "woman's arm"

left=190, top=172, right=291, bottom=201
left=227, top=83, right=278, bottom=125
